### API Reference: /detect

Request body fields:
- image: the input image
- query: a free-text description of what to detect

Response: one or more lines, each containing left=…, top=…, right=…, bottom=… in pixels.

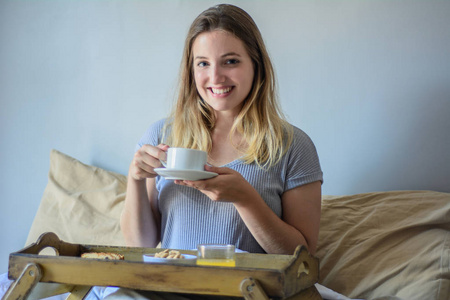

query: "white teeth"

left=211, top=87, right=232, bottom=94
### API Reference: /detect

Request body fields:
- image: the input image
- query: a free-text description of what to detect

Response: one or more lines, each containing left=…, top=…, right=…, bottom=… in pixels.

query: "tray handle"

left=18, top=232, right=81, bottom=257
left=283, top=245, right=319, bottom=295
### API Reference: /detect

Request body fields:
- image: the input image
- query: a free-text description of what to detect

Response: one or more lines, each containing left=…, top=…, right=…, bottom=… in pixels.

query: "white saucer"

left=154, top=168, right=218, bottom=181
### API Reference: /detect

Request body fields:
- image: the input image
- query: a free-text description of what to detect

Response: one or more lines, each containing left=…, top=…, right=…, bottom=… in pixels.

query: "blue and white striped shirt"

left=137, top=119, right=323, bottom=253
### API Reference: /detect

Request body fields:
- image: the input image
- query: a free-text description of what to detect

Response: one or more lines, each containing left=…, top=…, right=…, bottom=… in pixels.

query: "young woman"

left=120, top=4, right=323, bottom=257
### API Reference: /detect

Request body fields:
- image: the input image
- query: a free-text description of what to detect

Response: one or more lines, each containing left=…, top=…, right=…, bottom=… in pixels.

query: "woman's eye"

left=197, top=61, right=208, bottom=67
left=226, top=59, right=239, bottom=65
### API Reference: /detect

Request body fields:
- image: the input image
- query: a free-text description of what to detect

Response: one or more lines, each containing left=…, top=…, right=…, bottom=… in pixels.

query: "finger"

left=130, top=157, right=157, bottom=180
left=178, top=180, right=202, bottom=190
left=132, top=169, right=156, bottom=181
left=175, top=181, right=199, bottom=191
left=141, top=144, right=167, bottom=168
left=132, top=153, right=157, bottom=177
left=138, top=149, right=162, bottom=169
left=157, top=143, right=170, bottom=150
left=156, top=144, right=169, bottom=164
left=132, top=146, right=164, bottom=178
left=174, top=180, right=196, bottom=188
left=205, top=164, right=230, bottom=174
left=156, top=144, right=170, bottom=161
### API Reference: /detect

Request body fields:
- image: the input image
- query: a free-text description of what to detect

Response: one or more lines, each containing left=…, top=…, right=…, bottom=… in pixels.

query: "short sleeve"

left=284, top=126, right=323, bottom=191
left=135, top=119, right=167, bottom=152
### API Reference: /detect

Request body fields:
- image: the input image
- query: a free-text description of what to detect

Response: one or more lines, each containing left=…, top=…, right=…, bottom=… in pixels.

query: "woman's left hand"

left=174, top=165, right=257, bottom=203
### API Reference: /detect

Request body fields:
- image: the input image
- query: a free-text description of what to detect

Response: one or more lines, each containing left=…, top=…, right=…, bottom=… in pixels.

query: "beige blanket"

left=317, top=191, right=450, bottom=300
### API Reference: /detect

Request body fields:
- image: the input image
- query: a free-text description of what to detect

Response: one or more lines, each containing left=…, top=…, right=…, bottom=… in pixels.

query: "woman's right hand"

left=129, top=144, right=169, bottom=181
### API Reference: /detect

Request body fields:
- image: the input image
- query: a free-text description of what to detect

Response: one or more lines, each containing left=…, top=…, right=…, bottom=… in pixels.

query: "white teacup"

left=161, top=148, right=207, bottom=171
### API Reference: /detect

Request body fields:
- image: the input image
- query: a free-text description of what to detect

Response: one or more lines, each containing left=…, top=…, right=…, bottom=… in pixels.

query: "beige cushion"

left=317, top=190, right=450, bottom=300
left=26, top=149, right=127, bottom=247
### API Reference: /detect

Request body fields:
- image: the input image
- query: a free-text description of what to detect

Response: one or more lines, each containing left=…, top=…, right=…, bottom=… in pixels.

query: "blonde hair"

left=164, top=4, right=293, bottom=168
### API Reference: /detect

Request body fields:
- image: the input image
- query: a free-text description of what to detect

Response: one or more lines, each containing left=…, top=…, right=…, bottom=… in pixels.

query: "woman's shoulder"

left=136, top=118, right=169, bottom=148
left=143, top=118, right=171, bottom=135
left=150, top=118, right=168, bottom=130
left=284, top=123, right=319, bottom=157
left=287, top=123, right=315, bottom=144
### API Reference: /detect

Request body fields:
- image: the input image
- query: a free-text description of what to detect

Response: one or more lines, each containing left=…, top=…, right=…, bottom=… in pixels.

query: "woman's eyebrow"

left=194, top=52, right=241, bottom=60
left=222, top=52, right=241, bottom=57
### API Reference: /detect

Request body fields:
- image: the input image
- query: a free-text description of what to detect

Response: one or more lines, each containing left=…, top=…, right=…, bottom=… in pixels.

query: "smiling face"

left=192, top=30, right=255, bottom=117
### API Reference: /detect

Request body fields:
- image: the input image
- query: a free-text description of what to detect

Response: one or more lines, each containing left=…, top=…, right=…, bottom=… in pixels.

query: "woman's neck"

left=208, top=113, right=246, bottom=166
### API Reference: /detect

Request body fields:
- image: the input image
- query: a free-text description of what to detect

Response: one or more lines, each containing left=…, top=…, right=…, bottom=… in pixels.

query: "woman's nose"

left=210, top=65, right=225, bottom=84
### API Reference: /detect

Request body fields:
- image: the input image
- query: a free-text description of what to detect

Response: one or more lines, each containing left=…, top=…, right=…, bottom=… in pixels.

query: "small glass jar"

left=196, top=244, right=236, bottom=267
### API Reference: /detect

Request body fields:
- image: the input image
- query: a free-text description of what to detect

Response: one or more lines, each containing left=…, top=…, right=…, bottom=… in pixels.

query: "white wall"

left=1, top=0, right=449, bottom=273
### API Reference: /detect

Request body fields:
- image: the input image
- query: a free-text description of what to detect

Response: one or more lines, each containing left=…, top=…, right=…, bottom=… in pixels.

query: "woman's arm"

left=120, top=144, right=167, bottom=247
left=177, top=165, right=322, bottom=255
left=120, top=176, right=160, bottom=247
left=233, top=180, right=321, bottom=255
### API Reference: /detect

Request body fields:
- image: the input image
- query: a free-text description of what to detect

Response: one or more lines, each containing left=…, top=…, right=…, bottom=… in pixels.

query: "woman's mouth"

left=209, top=87, right=233, bottom=95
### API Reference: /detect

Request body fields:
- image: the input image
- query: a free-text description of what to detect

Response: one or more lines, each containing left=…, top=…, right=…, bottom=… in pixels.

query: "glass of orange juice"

left=196, top=244, right=236, bottom=267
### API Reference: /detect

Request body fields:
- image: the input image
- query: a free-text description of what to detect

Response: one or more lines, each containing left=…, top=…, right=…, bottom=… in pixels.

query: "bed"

left=2, top=149, right=449, bottom=299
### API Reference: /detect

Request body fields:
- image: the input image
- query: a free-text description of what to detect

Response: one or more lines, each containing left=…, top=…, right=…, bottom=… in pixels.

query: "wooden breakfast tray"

left=3, top=232, right=322, bottom=300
